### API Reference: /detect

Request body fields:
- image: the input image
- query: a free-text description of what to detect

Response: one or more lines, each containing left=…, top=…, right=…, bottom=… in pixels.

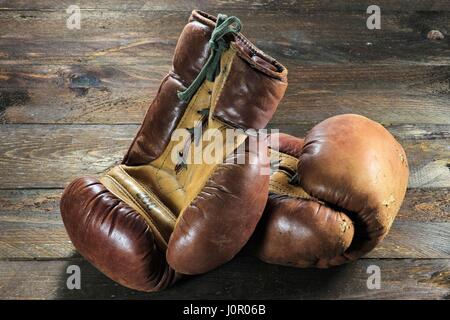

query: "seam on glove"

left=101, top=173, right=168, bottom=248
left=118, top=166, right=176, bottom=222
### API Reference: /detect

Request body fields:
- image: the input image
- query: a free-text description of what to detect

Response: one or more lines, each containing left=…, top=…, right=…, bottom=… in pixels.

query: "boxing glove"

left=251, top=114, right=409, bottom=268
left=60, top=10, right=287, bottom=291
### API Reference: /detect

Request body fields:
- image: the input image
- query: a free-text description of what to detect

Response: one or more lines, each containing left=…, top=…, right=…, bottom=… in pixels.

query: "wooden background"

left=0, top=0, right=449, bottom=299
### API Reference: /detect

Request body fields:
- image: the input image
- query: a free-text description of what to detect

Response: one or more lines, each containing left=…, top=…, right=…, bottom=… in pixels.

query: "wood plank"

left=1, top=188, right=447, bottom=222
left=0, top=187, right=448, bottom=259
left=0, top=258, right=448, bottom=299
left=0, top=11, right=448, bottom=65
left=1, top=0, right=449, bottom=12
left=276, top=123, right=450, bottom=141
left=367, top=222, right=450, bottom=258
left=0, top=212, right=75, bottom=259
left=399, top=188, right=450, bottom=222
left=275, top=91, right=450, bottom=127
left=0, top=1, right=448, bottom=301
left=4, top=64, right=446, bottom=89
left=1, top=124, right=448, bottom=189
left=1, top=64, right=449, bottom=125
left=0, top=124, right=134, bottom=189
left=0, top=189, right=62, bottom=215
left=0, top=208, right=448, bottom=259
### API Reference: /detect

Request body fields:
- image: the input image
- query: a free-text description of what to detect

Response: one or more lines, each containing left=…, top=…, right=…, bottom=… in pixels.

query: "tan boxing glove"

left=251, top=114, right=409, bottom=268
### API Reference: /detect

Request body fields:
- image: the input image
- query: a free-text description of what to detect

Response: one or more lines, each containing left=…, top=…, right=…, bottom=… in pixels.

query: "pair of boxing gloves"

left=60, top=10, right=409, bottom=292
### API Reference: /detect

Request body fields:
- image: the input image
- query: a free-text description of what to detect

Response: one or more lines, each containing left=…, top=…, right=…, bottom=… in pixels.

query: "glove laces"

left=177, top=14, right=242, bottom=103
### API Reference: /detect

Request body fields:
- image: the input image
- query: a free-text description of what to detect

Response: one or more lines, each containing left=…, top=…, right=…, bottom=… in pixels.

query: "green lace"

left=177, top=14, right=242, bottom=103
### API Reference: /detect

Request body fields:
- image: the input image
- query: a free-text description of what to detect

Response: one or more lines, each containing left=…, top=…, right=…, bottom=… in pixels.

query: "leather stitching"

left=277, top=152, right=298, bottom=172
left=210, top=48, right=235, bottom=116
left=269, top=179, right=311, bottom=200
left=147, top=49, right=238, bottom=218
left=155, top=80, right=206, bottom=195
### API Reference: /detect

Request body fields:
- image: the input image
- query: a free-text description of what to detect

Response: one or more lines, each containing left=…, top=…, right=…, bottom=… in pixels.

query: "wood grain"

left=0, top=10, right=448, bottom=65
left=399, top=188, right=450, bottom=222
left=0, top=1, right=449, bottom=300
left=368, top=222, right=449, bottom=258
left=0, top=212, right=74, bottom=259
left=0, top=187, right=448, bottom=260
left=1, top=64, right=449, bottom=125
left=1, top=188, right=448, bottom=221
left=1, top=0, right=450, bottom=12
left=276, top=123, right=450, bottom=141
left=0, top=124, right=134, bottom=189
left=0, top=257, right=448, bottom=299
left=0, top=124, right=448, bottom=189
left=0, top=209, right=448, bottom=259
left=1, top=187, right=448, bottom=260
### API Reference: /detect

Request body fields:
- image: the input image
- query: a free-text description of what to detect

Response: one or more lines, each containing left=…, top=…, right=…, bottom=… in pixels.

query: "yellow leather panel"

left=99, top=167, right=175, bottom=249
left=101, top=46, right=247, bottom=232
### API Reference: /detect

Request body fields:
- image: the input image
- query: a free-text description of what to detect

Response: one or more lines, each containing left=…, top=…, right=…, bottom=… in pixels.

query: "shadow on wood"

left=50, top=253, right=450, bottom=300
left=54, top=253, right=351, bottom=299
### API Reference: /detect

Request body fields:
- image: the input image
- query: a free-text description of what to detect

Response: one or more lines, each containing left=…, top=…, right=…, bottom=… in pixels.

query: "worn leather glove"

left=251, top=114, right=409, bottom=268
left=60, top=10, right=287, bottom=292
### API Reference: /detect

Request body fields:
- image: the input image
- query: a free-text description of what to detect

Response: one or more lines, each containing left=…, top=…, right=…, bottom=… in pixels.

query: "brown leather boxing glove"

left=60, top=10, right=287, bottom=291
left=251, top=114, right=409, bottom=268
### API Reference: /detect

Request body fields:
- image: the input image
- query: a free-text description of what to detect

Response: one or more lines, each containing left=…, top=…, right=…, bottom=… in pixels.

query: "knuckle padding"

left=167, top=148, right=269, bottom=275
left=60, top=176, right=178, bottom=292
